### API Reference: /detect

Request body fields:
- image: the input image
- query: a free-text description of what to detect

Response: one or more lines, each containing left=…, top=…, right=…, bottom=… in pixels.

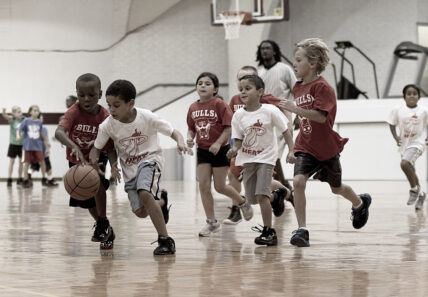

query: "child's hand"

left=177, top=142, right=194, bottom=156
left=71, top=146, right=87, bottom=165
left=279, top=99, right=295, bottom=112
left=209, top=142, right=221, bottom=155
left=186, top=137, right=194, bottom=148
left=110, top=161, right=121, bottom=183
left=226, top=147, right=238, bottom=159
left=286, top=151, right=296, bottom=164
left=396, top=138, right=402, bottom=146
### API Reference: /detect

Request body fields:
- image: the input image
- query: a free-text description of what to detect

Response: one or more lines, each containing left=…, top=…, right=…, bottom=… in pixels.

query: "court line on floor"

left=0, top=285, right=59, bottom=297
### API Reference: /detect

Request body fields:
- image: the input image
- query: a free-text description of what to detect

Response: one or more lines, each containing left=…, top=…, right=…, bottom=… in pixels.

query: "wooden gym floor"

left=0, top=179, right=427, bottom=297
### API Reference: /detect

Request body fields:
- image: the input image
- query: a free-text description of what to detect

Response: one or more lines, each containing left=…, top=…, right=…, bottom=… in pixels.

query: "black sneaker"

left=271, top=188, right=286, bottom=217
left=100, top=227, right=115, bottom=250
left=290, top=228, right=310, bottom=247
left=7, top=178, right=12, bottom=187
left=17, top=178, right=23, bottom=186
left=47, top=179, right=59, bottom=187
left=252, top=225, right=278, bottom=246
left=223, top=205, right=242, bottom=225
left=351, top=193, right=372, bottom=229
left=92, top=218, right=112, bottom=242
left=22, top=179, right=31, bottom=188
left=161, top=189, right=171, bottom=224
left=41, top=178, right=48, bottom=187
left=153, top=236, right=176, bottom=255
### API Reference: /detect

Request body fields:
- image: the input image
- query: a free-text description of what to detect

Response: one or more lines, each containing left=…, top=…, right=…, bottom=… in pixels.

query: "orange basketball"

left=64, top=164, right=100, bottom=200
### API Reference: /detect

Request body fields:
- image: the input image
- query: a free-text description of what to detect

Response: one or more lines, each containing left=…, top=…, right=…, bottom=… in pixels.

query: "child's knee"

left=134, top=207, right=148, bottom=218
left=256, top=195, right=269, bottom=204
left=331, top=186, right=343, bottom=195
left=400, top=159, right=412, bottom=170
left=293, top=175, right=307, bottom=190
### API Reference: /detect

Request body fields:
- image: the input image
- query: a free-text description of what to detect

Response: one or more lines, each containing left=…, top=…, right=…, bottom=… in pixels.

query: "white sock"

left=411, top=186, right=419, bottom=192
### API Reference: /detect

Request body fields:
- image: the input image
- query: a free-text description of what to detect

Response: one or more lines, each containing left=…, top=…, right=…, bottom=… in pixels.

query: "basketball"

left=64, top=164, right=100, bottom=200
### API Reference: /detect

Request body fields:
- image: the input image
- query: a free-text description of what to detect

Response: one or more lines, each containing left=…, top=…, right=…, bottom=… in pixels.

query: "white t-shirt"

left=387, top=103, right=428, bottom=153
left=232, top=104, right=289, bottom=166
left=258, top=62, right=297, bottom=100
left=94, top=108, right=174, bottom=182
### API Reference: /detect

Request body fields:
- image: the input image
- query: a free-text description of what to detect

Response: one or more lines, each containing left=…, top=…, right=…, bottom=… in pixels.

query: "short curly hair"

left=295, top=38, right=330, bottom=74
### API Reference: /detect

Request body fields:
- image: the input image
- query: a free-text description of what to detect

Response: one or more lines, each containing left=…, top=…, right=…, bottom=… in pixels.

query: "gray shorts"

left=124, top=161, right=162, bottom=213
left=402, top=147, right=423, bottom=166
left=242, top=163, right=274, bottom=205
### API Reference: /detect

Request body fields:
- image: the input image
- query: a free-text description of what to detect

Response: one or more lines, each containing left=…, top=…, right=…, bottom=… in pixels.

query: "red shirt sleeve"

left=58, top=105, right=77, bottom=130
left=261, top=94, right=281, bottom=108
left=312, top=83, right=336, bottom=115
left=187, top=104, right=195, bottom=132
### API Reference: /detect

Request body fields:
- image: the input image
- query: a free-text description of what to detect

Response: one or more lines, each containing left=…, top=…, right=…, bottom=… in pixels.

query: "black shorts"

left=31, top=156, right=51, bottom=172
left=68, top=153, right=110, bottom=209
left=294, top=152, right=342, bottom=187
left=7, top=144, right=22, bottom=158
left=197, top=145, right=230, bottom=167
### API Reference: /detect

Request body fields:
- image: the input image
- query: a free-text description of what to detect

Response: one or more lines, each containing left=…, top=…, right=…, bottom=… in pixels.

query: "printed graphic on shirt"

left=242, top=119, right=266, bottom=156
left=28, top=124, right=41, bottom=139
left=232, top=104, right=245, bottom=112
left=295, top=93, right=315, bottom=134
left=403, top=114, right=420, bottom=138
left=192, top=109, right=218, bottom=140
left=72, top=124, right=97, bottom=150
left=119, top=129, right=148, bottom=165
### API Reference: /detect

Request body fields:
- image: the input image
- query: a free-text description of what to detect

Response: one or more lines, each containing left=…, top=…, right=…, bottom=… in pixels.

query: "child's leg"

left=8, top=158, right=15, bottom=178
left=228, top=170, right=242, bottom=193
left=400, top=160, right=419, bottom=188
left=88, top=207, right=99, bottom=221
left=23, top=162, right=30, bottom=180
left=40, top=160, right=46, bottom=178
left=212, top=166, right=245, bottom=205
left=293, top=174, right=309, bottom=228
left=137, top=190, right=168, bottom=236
left=197, top=163, right=216, bottom=220
left=257, top=195, right=272, bottom=227
left=18, top=156, right=23, bottom=178
left=94, top=185, right=107, bottom=219
left=331, top=183, right=362, bottom=208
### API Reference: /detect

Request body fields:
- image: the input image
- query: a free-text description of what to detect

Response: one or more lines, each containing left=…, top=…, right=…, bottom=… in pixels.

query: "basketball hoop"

left=219, top=11, right=252, bottom=40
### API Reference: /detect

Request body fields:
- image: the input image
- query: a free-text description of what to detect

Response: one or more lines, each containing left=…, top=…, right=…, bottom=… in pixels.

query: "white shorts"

left=124, top=161, right=162, bottom=213
left=402, top=147, right=423, bottom=167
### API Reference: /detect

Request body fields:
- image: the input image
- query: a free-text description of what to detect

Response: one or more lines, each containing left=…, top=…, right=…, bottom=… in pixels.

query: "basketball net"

left=219, top=12, right=245, bottom=40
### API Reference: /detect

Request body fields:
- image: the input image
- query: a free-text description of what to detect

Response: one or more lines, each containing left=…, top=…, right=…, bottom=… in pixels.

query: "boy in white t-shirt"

left=89, top=79, right=191, bottom=255
left=227, top=75, right=295, bottom=246
left=388, top=84, right=428, bottom=210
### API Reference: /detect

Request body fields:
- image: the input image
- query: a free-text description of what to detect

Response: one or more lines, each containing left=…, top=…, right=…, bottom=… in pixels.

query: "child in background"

left=2, top=106, right=24, bottom=187
left=55, top=73, right=116, bottom=250
left=187, top=72, right=253, bottom=237
left=279, top=38, right=371, bottom=247
left=227, top=75, right=295, bottom=246
left=18, top=105, right=50, bottom=188
left=388, top=84, right=428, bottom=210
left=90, top=79, right=190, bottom=255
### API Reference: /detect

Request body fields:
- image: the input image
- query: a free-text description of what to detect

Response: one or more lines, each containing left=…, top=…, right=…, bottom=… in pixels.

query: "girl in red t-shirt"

left=187, top=72, right=253, bottom=237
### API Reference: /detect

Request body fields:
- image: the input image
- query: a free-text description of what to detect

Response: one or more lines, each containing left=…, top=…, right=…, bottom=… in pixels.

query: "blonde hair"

left=295, top=38, right=330, bottom=74
left=11, top=106, right=21, bottom=113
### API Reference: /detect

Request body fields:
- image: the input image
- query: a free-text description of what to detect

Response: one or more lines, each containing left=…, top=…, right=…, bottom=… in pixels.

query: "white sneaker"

left=199, top=220, right=221, bottom=237
left=415, top=191, right=426, bottom=210
left=239, top=198, right=254, bottom=221
left=408, top=186, right=420, bottom=205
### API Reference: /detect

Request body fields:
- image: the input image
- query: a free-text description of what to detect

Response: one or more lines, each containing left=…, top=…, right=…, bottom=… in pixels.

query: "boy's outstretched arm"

left=1, top=108, right=11, bottom=121
left=55, top=125, right=87, bottom=164
left=279, top=99, right=327, bottom=123
left=171, top=129, right=193, bottom=155
left=282, top=129, right=295, bottom=164
left=389, top=124, right=401, bottom=146
left=187, top=130, right=195, bottom=148
left=226, top=139, right=242, bottom=159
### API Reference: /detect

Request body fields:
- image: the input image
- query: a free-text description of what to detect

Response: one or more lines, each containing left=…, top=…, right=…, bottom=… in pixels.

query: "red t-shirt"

left=59, top=103, right=111, bottom=164
left=187, top=97, right=233, bottom=150
left=292, top=77, right=348, bottom=161
left=229, top=93, right=281, bottom=113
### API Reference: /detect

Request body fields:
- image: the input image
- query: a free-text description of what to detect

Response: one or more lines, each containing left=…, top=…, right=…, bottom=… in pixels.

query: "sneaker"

left=290, top=228, right=310, bottom=247
left=199, top=220, right=221, bottom=237
left=47, top=179, right=59, bottom=187
left=161, top=189, right=171, bottom=224
left=92, top=218, right=112, bottom=242
left=252, top=225, right=278, bottom=246
left=271, top=188, right=286, bottom=217
left=415, top=191, right=426, bottom=211
left=100, top=227, right=115, bottom=250
left=239, top=197, right=253, bottom=221
left=41, top=178, right=48, bottom=187
left=7, top=178, right=12, bottom=187
left=153, top=236, right=176, bottom=255
left=223, top=205, right=242, bottom=225
left=408, top=187, right=420, bottom=205
left=16, top=178, right=23, bottom=186
left=351, top=193, right=372, bottom=229
left=22, top=179, right=31, bottom=188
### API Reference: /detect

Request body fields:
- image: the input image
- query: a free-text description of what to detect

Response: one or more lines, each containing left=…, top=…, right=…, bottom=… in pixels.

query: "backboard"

left=211, top=0, right=289, bottom=26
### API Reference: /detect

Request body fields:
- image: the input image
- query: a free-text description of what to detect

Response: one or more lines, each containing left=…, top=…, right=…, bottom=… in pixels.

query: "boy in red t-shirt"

left=55, top=73, right=117, bottom=250
left=279, top=38, right=372, bottom=247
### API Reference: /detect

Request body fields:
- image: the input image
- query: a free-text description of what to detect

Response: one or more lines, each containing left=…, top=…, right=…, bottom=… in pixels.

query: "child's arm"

left=209, top=126, right=231, bottom=155
left=187, top=130, right=195, bottom=148
left=171, top=129, right=193, bottom=155
left=282, top=129, right=296, bottom=164
left=279, top=99, right=327, bottom=123
left=282, top=110, right=293, bottom=137
left=1, top=108, right=11, bottom=121
left=226, top=139, right=242, bottom=159
left=106, top=146, right=121, bottom=183
left=41, top=131, right=51, bottom=157
left=55, top=125, right=87, bottom=164
left=389, top=124, right=401, bottom=146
